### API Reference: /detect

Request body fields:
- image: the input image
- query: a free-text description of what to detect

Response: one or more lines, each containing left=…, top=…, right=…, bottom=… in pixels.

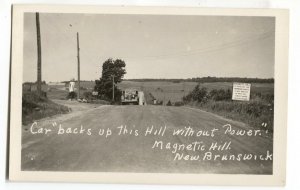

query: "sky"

left=23, top=13, right=275, bottom=82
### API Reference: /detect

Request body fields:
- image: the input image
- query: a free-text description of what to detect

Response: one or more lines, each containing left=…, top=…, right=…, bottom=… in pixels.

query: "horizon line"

left=23, top=76, right=275, bottom=84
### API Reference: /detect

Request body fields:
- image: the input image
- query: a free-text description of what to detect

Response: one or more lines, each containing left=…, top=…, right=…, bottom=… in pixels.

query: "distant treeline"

left=23, top=81, right=47, bottom=85
left=124, top=77, right=274, bottom=83
left=60, top=80, right=94, bottom=84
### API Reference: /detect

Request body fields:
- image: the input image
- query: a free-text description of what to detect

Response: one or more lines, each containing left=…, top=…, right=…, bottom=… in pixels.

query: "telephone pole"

left=36, top=12, right=42, bottom=96
left=77, top=32, right=80, bottom=99
left=183, top=81, right=185, bottom=96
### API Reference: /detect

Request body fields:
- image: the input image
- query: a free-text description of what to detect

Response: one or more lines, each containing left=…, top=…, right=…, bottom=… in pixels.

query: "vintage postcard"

left=9, top=5, right=289, bottom=186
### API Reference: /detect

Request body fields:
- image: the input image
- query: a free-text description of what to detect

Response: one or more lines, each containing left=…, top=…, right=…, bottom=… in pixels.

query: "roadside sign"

left=92, top=91, right=98, bottom=96
left=232, top=82, right=251, bottom=101
left=69, top=81, right=75, bottom=92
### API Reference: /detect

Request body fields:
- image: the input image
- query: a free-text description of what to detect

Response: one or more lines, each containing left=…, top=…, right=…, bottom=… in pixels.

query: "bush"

left=22, top=91, right=69, bottom=125
left=197, top=100, right=274, bottom=133
left=67, top=91, right=77, bottom=99
left=166, top=100, right=172, bottom=106
left=183, top=84, right=208, bottom=103
left=83, top=91, right=93, bottom=100
left=22, top=91, right=47, bottom=103
left=182, top=84, right=274, bottom=133
left=174, top=101, right=184, bottom=106
left=209, top=89, right=231, bottom=101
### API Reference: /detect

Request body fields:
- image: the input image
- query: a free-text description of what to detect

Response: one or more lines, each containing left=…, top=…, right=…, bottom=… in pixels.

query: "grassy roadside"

left=179, top=84, right=274, bottom=133
left=22, top=92, right=70, bottom=125
left=185, top=99, right=274, bottom=133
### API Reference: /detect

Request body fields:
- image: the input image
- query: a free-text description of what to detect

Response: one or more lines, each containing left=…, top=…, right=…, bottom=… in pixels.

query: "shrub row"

left=182, top=84, right=274, bottom=132
left=182, top=85, right=232, bottom=103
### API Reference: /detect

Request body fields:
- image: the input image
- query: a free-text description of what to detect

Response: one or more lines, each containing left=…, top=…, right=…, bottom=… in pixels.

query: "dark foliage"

left=209, top=89, right=232, bottom=101
left=182, top=85, right=208, bottom=103
left=166, top=100, right=172, bottom=106
left=67, top=91, right=77, bottom=100
left=94, top=58, right=126, bottom=102
left=83, top=91, right=93, bottom=100
left=125, top=77, right=274, bottom=83
left=182, top=84, right=274, bottom=132
left=174, top=101, right=184, bottom=106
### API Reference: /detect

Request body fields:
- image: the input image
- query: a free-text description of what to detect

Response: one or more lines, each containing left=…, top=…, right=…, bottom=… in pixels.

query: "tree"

left=182, top=84, right=208, bottom=103
left=166, top=100, right=172, bottom=106
left=94, top=58, right=126, bottom=101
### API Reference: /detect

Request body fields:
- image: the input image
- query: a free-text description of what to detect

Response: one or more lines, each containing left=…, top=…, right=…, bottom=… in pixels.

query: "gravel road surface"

left=21, top=100, right=273, bottom=174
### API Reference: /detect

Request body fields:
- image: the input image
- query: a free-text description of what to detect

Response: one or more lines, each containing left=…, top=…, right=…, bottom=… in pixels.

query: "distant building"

left=48, top=82, right=65, bottom=86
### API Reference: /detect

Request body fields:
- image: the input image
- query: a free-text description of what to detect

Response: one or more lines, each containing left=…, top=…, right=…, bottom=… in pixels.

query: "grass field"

left=27, top=80, right=274, bottom=131
left=46, top=80, right=273, bottom=104
left=118, top=81, right=274, bottom=104
left=119, top=81, right=274, bottom=132
left=22, top=91, right=70, bottom=125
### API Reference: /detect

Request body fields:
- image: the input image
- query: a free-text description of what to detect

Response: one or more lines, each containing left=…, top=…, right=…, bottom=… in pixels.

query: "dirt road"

left=22, top=100, right=273, bottom=174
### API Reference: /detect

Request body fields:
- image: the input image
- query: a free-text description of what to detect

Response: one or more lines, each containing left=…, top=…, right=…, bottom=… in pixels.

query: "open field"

left=42, top=80, right=274, bottom=133
left=47, top=87, right=69, bottom=100
left=118, top=81, right=274, bottom=104
left=46, top=80, right=273, bottom=104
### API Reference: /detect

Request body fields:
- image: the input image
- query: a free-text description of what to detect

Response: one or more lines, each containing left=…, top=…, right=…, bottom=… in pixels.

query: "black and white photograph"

left=8, top=5, right=289, bottom=186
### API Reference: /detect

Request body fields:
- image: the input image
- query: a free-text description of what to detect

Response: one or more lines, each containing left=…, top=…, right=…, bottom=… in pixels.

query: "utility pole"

left=36, top=12, right=42, bottom=96
left=183, top=81, right=185, bottom=97
left=77, top=32, right=80, bottom=99
left=112, top=74, right=115, bottom=102
left=163, top=89, right=165, bottom=106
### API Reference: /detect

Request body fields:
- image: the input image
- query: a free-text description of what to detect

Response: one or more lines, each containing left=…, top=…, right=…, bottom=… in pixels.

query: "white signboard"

left=69, top=81, right=75, bottom=92
left=92, top=91, right=98, bottom=96
left=232, top=83, right=251, bottom=101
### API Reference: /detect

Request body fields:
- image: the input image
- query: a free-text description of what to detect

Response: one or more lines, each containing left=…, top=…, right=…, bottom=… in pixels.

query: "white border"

left=9, top=5, right=289, bottom=186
